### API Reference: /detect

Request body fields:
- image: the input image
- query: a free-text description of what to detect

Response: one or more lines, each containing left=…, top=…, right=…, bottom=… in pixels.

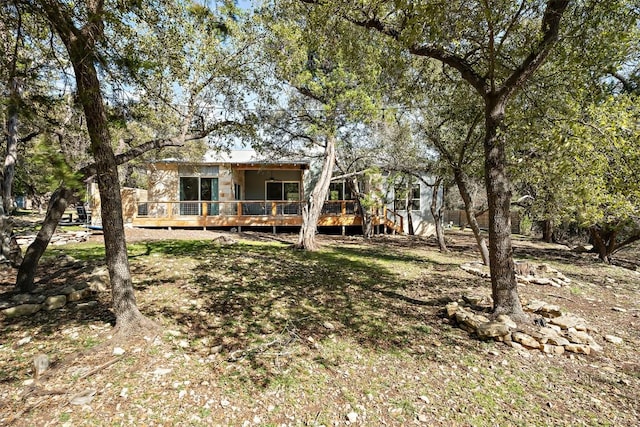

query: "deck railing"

left=135, top=200, right=359, bottom=219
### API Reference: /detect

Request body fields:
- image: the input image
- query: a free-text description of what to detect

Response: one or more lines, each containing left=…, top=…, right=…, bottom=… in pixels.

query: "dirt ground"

left=1, top=226, right=639, bottom=426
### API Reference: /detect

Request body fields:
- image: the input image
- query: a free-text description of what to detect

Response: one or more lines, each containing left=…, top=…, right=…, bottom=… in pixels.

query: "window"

left=328, top=181, right=355, bottom=200
left=179, top=176, right=218, bottom=215
left=265, top=181, right=301, bottom=215
left=394, top=184, right=421, bottom=211
left=266, top=181, right=300, bottom=201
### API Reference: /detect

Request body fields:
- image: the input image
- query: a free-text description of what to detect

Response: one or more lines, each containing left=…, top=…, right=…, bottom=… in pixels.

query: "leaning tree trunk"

left=16, top=187, right=73, bottom=292
left=296, top=135, right=336, bottom=251
left=484, top=100, right=526, bottom=321
left=453, top=168, right=490, bottom=265
left=430, top=177, right=448, bottom=252
left=346, top=178, right=373, bottom=238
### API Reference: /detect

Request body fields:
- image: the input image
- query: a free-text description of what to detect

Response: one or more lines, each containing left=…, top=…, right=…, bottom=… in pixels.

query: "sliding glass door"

left=179, top=177, right=218, bottom=215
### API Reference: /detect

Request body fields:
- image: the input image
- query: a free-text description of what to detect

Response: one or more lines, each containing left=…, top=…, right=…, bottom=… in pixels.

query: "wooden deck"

left=130, top=200, right=403, bottom=233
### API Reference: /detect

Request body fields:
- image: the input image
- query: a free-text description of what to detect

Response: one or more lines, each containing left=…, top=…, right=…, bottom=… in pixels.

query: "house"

left=88, top=151, right=440, bottom=236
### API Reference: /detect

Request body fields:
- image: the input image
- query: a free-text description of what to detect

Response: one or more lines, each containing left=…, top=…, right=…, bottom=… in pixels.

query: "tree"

left=257, top=4, right=382, bottom=250
left=14, top=1, right=255, bottom=296
left=28, top=0, right=154, bottom=334
left=299, top=0, right=622, bottom=320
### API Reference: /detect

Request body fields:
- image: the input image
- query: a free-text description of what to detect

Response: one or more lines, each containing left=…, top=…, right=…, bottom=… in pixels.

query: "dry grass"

left=1, top=229, right=639, bottom=426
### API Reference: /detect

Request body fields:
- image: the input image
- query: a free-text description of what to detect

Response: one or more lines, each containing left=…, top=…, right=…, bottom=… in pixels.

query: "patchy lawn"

left=1, top=229, right=639, bottom=426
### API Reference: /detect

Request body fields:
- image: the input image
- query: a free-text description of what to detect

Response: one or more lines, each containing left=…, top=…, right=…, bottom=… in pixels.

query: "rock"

left=59, top=286, right=76, bottom=295
left=43, top=295, right=67, bottom=311
left=589, top=342, right=603, bottom=353
left=33, top=353, right=50, bottom=378
left=346, top=412, right=358, bottom=423
left=565, top=343, right=591, bottom=355
left=113, top=347, right=126, bottom=356
left=571, top=244, right=593, bottom=253
left=76, top=300, right=98, bottom=309
left=525, top=300, right=547, bottom=312
left=67, top=288, right=92, bottom=302
left=496, top=315, right=517, bottom=330
left=455, top=309, right=488, bottom=331
left=445, top=302, right=459, bottom=317
left=566, top=329, right=592, bottom=345
left=88, top=267, right=110, bottom=292
left=476, top=322, right=510, bottom=340
left=538, top=327, right=569, bottom=346
left=542, top=344, right=565, bottom=355
left=152, top=367, right=173, bottom=376
left=3, top=303, right=42, bottom=318
left=530, top=277, right=561, bottom=287
left=70, top=389, right=97, bottom=406
left=549, top=314, right=587, bottom=330
left=537, top=304, right=563, bottom=318
left=323, top=321, right=336, bottom=330
left=612, top=307, right=627, bottom=313
left=16, top=336, right=32, bottom=346
left=512, top=332, right=541, bottom=349
left=604, top=335, right=623, bottom=344
left=11, top=293, right=46, bottom=304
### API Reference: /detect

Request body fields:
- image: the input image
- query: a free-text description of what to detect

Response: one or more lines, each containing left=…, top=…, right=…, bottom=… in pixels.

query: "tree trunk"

left=296, top=135, right=336, bottom=250
left=484, top=99, right=525, bottom=321
left=58, top=24, right=152, bottom=334
left=430, top=177, right=448, bottom=252
left=346, top=177, right=373, bottom=238
left=589, top=226, right=612, bottom=263
left=16, top=187, right=73, bottom=292
left=405, top=188, right=414, bottom=235
left=541, top=219, right=555, bottom=243
left=453, top=168, right=490, bottom=265
left=4, top=77, right=20, bottom=214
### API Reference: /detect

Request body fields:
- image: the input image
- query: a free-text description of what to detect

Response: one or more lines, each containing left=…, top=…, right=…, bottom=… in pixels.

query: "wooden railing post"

left=271, top=201, right=277, bottom=216
left=202, top=201, right=208, bottom=217
left=237, top=201, right=242, bottom=216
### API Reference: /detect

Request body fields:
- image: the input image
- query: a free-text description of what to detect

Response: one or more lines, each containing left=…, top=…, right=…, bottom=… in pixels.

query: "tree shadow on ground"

left=134, top=240, right=481, bottom=362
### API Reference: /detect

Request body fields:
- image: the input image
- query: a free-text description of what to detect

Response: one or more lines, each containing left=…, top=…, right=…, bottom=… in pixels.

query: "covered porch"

left=120, top=159, right=402, bottom=233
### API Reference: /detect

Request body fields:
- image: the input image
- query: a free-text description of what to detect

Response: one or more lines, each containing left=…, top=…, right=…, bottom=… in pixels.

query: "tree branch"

left=498, top=0, right=570, bottom=100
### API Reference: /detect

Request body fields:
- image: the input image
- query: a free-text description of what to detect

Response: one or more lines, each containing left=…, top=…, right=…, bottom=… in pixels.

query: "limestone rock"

left=512, top=332, right=541, bottom=349
left=11, top=293, right=45, bottom=304
left=565, top=343, right=591, bottom=355
left=566, top=329, right=592, bottom=345
left=43, top=295, right=67, bottom=311
left=3, top=303, right=42, bottom=318
left=537, top=304, right=563, bottom=318
left=525, top=300, right=547, bottom=312
left=549, top=314, right=587, bottom=330
left=542, top=344, right=565, bottom=355
left=76, top=300, right=98, bottom=309
left=604, top=335, right=623, bottom=344
left=445, top=302, right=459, bottom=317
left=514, top=261, right=533, bottom=276
left=88, top=266, right=110, bottom=292
left=496, top=314, right=517, bottom=330
left=68, top=288, right=92, bottom=302
left=477, top=322, right=510, bottom=340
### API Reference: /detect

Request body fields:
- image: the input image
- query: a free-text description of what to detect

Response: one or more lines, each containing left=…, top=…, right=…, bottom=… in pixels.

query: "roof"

left=154, top=150, right=310, bottom=169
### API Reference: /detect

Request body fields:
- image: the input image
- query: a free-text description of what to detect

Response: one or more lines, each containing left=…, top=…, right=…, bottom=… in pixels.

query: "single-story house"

left=88, top=151, right=440, bottom=235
